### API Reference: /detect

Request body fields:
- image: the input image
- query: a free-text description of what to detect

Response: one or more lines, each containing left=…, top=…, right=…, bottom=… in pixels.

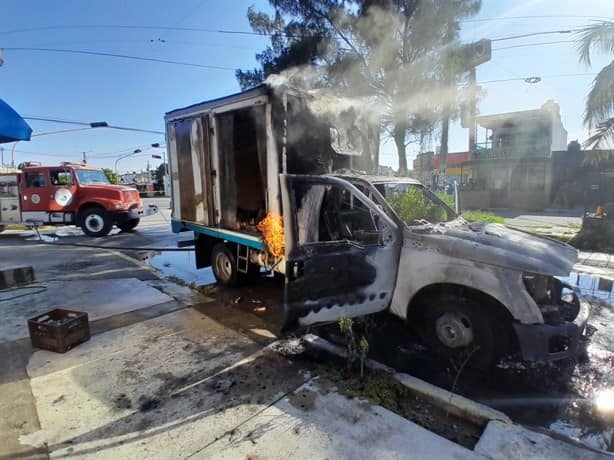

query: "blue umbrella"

left=0, top=98, right=32, bottom=143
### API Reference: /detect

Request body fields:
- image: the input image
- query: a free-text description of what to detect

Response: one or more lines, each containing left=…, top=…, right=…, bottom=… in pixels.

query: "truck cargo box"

left=165, top=84, right=378, bottom=243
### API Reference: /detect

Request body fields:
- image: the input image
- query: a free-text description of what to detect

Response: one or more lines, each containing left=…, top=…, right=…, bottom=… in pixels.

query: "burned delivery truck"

left=166, top=84, right=590, bottom=367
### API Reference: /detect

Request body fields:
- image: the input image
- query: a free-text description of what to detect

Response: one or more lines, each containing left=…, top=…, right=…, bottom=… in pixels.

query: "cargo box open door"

left=280, top=174, right=402, bottom=329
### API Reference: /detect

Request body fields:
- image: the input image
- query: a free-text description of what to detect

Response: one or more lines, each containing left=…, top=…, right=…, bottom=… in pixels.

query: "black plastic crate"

left=28, top=309, right=90, bottom=353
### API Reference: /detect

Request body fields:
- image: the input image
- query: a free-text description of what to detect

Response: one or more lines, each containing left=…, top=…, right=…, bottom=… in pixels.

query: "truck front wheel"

left=80, top=207, right=112, bottom=237
left=118, top=218, right=140, bottom=232
left=211, top=243, right=240, bottom=288
left=421, top=297, right=510, bottom=369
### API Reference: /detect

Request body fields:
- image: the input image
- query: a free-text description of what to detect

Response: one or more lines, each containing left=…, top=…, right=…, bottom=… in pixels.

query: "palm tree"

left=575, top=20, right=614, bottom=164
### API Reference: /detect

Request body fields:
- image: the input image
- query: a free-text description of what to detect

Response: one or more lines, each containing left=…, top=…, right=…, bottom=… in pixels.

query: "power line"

left=2, top=47, right=236, bottom=71
left=1, top=17, right=611, bottom=37
left=493, top=40, right=574, bottom=51
left=0, top=24, right=269, bottom=37
left=463, top=14, right=612, bottom=23
left=23, top=116, right=164, bottom=134
left=89, top=144, right=163, bottom=158
left=491, top=28, right=581, bottom=42
left=478, top=72, right=597, bottom=84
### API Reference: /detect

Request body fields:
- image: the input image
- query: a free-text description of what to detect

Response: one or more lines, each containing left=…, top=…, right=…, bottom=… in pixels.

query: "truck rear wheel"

left=118, top=218, right=140, bottom=232
left=211, top=243, right=240, bottom=288
left=80, top=207, right=112, bottom=237
left=421, top=297, right=510, bottom=369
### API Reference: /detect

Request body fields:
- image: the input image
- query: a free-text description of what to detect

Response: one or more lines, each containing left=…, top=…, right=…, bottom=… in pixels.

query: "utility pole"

left=467, top=67, right=477, bottom=160
left=0, top=147, right=4, bottom=168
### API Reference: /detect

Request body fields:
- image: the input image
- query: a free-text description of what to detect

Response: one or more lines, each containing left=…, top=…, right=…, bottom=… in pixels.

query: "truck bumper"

left=513, top=299, right=590, bottom=362
left=113, top=204, right=158, bottom=222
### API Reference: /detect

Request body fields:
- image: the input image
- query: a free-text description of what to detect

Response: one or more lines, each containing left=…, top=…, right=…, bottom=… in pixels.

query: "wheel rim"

left=435, top=312, right=474, bottom=348
left=214, top=251, right=233, bottom=282
left=85, top=214, right=104, bottom=233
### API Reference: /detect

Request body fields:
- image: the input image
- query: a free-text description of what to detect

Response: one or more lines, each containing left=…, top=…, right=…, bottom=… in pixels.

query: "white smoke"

left=263, top=2, right=484, bottom=164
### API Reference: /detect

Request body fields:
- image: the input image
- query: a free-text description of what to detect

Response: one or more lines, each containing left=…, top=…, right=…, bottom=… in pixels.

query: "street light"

left=114, top=148, right=142, bottom=174
left=115, top=144, right=168, bottom=195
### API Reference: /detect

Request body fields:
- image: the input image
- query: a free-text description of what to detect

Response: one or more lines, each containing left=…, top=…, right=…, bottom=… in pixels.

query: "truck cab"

left=280, top=172, right=589, bottom=367
left=0, top=162, right=157, bottom=236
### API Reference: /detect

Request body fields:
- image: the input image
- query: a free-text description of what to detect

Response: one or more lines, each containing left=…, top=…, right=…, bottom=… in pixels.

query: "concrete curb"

left=0, top=266, right=35, bottom=290
left=302, top=334, right=512, bottom=426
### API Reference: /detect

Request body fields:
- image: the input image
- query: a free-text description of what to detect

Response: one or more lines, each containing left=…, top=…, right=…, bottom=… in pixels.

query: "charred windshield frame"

left=375, top=182, right=458, bottom=226
left=74, top=169, right=111, bottom=185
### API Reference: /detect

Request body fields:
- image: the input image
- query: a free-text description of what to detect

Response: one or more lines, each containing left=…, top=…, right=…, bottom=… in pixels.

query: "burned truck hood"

left=422, top=221, right=578, bottom=276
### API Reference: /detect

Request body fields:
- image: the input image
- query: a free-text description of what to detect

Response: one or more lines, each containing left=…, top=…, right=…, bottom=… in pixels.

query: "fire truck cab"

left=0, top=162, right=157, bottom=236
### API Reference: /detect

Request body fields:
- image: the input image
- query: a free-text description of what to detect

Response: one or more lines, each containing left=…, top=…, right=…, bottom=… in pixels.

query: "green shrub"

left=390, top=188, right=504, bottom=224
left=389, top=188, right=448, bottom=224
left=435, top=191, right=455, bottom=209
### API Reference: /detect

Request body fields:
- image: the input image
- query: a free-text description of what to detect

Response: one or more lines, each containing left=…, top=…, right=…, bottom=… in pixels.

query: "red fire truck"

left=0, top=162, right=157, bottom=236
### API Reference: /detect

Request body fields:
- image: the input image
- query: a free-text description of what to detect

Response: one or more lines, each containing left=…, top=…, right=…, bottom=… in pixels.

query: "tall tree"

left=575, top=20, right=614, bottom=162
left=237, top=0, right=481, bottom=175
left=236, top=3, right=338, bottom=90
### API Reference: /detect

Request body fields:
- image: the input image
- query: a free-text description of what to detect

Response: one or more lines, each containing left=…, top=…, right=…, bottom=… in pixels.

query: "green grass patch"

left=460, top=211, right=505, bottom=224
left=434, top=191, right=504, bottom=223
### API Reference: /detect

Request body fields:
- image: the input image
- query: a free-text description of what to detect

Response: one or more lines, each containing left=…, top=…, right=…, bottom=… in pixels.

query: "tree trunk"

left=440, top=113, right=449, bottom=175
left=393, top=121, right=408, bottom=175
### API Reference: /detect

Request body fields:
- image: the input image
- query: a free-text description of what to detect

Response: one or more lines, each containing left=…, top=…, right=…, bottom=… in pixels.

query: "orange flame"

left=257, top=212, right=285, bottom=258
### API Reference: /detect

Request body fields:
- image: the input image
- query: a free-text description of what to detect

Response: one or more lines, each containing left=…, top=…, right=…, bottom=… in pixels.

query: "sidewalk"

left=5, top=290, right=611, bottom=459
left=1, top=239, right=612, bottom=458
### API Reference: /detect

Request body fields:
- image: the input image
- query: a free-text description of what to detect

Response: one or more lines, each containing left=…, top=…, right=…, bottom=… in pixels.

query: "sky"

left=0, top=0, right=612, bottom=173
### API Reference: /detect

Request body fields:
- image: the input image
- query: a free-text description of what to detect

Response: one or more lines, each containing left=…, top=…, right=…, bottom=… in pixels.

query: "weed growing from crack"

left=339, top=316, right=369, bottom=378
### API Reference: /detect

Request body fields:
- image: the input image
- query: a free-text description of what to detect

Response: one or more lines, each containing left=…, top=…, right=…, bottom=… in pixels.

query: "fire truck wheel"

left=117, top=218, right=140, bottom=232
left=80, top=207, right=112, bottom=237
left=211, top=243, right=240, bottom=288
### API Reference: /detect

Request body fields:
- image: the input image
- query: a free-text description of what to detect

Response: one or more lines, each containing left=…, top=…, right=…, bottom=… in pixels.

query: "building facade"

left=413, top=151, right=471, bottom=187
left=461, top=100, right=568, bottom=210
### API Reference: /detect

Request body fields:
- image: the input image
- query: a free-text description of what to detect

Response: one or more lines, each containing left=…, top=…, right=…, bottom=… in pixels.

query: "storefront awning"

left=0, top=98, right=32, bottom=143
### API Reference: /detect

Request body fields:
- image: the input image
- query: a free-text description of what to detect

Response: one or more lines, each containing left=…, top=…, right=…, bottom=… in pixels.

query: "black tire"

left=117, top=218, right=140, bottom=232
left=0, top=225, right=5, bottom=233
left=80, top=207, right=112, bottom=237
left=421, top=297, right=510, bottom=369
left=211, top=243, right=240, bottom=288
